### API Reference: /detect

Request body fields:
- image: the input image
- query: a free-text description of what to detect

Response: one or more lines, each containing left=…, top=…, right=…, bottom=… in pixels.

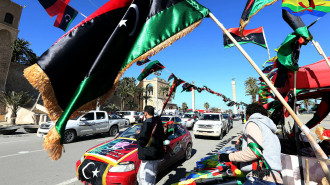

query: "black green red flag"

left=223, top=27, right=267, bottom=49
left=54, top=4, right=78, bottom=31
left=137, top=60, right=165, bottom=81
left=239, top=0, right=279, bottom=34
left=24, top=0, right=210, bottom=160
left=38, top=0, right=68, bottom=17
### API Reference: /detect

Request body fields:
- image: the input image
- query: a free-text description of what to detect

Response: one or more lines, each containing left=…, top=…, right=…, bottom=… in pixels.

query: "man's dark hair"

left=246, top=103, right=268, bottom=117
left=144, top=106, right=154, bottom=116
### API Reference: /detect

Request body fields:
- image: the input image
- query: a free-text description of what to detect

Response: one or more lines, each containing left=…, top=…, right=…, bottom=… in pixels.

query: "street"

left=0, top=115, right=327, bottom=185
left=0, top=120, right=243, bottom=185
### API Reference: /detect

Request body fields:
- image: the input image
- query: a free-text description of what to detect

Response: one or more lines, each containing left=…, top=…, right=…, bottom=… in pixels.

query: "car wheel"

left=125, top=119, right=129, bottom=126
left=64, top=130, right=76, bottom=143
left=185, top=143, right=192, bottom=160
left=109, top=125, right=119, bottom=136
left=219, top=131, right=223, bottom=140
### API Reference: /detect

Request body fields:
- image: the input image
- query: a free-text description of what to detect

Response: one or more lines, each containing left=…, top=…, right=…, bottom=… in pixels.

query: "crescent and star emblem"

left=82, top=162, right=95, bottom=179
left=119, top=4, right=139, bottom=36
left=65, top=14, right=71, bottom=22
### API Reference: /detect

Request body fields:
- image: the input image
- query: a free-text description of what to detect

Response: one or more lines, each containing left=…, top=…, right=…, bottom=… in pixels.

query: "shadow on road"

left=157, top=149, right=197, bottom=185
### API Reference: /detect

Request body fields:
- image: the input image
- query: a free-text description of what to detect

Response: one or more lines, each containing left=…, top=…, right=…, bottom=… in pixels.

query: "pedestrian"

left=241, top=112, right=245, bottom=124
left=218, top=103, right=283, bottom=185
left=136, top=106, right=165, bottom=185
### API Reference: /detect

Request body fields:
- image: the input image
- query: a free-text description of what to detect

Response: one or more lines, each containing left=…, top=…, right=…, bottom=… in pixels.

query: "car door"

left=95, top=112, right=108, bottom=133
left=78, top=112, right=95, bottom=135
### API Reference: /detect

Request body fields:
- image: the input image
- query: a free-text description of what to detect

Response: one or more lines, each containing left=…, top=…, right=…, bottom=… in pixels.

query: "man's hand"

left=218, top=153, right=230, bottom=163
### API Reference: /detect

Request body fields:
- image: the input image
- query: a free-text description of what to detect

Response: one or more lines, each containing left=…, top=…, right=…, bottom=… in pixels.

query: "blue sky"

left=11, top=0, right=330, bottom=111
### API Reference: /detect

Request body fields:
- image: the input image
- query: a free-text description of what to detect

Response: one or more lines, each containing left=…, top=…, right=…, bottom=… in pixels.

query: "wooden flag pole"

left=208, top=13, right=330, bottom=182
left=312, top=40, right=330, bottom=68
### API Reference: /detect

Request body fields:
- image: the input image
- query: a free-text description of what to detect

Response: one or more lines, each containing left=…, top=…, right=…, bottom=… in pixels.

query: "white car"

left=181, top=113, right=198, bottom=129
left=193, top=113, right=228, bottom=140
left=116, top=111, right=137, bottom=124
left=37, top=111, right=126, bottom=143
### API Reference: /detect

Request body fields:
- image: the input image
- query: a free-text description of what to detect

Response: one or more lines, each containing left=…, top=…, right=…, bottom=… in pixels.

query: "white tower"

left=232, top=78, right=238, bottom=114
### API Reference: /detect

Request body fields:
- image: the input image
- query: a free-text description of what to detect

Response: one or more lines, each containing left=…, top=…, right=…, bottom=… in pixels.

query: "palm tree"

left=0, top=91, right=33, bottom=125
left=210, top=107, right=218, bottom=113
left=116, top=77, right=136, bottom=110
left=11, top=38, right=38, bottom=65
left=204, top=102, right=210, bottom=110
left=245, top=77, right=259, bottom=103
left=182, top=102, right=188, bottom=112
left=134, top=86, right=144, bottom=111
left=303, top=99, right=315, bottom=112
left=103, top=103, right=120, bottom=113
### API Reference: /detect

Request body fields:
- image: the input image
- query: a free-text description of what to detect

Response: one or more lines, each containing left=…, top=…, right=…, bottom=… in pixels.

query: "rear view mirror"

left=80, top=117, right=86, bottom=121
left=164, top=140, right=170, bottom=146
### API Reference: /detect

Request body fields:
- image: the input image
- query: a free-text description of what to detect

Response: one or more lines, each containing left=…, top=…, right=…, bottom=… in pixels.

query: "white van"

left=116, top=111, right=137, bottom=124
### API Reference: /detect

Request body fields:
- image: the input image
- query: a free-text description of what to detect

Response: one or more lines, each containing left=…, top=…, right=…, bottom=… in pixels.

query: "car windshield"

left=183, top=114, right=193, bottom=118
left=161, top=117, right=170, bottom=121
left=200, top=114, right=220, bottom=121
left=222, top=114, right=229, bottom=119
left=119, top=125, right=141, bottom=138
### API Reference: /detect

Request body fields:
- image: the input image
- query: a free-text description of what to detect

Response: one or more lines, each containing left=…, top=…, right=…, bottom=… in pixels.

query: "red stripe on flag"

left=57, top=0, right=133, bottom=41
left=227, top=26, right=263, bottom=37
left=54, top=0, right=71, bottom=27
left=45, top=0, right=65, bottom=17
left=246, top=0, right=255, bottom=11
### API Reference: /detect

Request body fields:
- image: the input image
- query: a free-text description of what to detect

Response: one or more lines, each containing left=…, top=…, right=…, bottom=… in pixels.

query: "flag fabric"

left=262, top=65, right=274, bottom=73
left=223, top=27, right=267, bottom=49
left=136, top=58, right=151, bottom=66
left=38, top=0, right=67, bottom=17
left=282, top=0, right=330, bottom=17
left=168, top=73, right=176, bottom=82
left=54, top=4, right=78, bottom=31
left=24, top=0, right=210, bottom=160
left=239, top=0, right=279, bottom=34
left=137, top=60, right=165, bottom=81
left=277, top=27, right=310, bottom=71
left=262, top=56, right=277, bottom=67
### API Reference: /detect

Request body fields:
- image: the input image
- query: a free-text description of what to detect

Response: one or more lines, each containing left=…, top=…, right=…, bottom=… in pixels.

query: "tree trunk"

left=252, top=95, right=256, bottom=103
left=10, top=111, right=16, bottom=125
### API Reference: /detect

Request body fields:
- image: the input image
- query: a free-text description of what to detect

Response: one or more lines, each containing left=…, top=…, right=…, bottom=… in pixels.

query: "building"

left=0, top=0, right=23, bottom=114
left=142, top=78, right=178, bottom=114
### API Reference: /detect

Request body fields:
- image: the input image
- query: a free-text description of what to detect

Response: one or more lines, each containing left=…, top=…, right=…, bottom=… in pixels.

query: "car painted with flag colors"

left=160, top=115, right=182, bottom=125
left=76, top=123, right=192, bottom=185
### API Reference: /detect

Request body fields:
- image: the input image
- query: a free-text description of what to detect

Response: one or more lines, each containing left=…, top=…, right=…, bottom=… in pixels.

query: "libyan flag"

left=223, top=27, right=267, bottom=49
left=24, top=0, right=209, bottom=160
left=239, top=0, right=279, bottom=34
left=137, top=60, right=165, bottom=81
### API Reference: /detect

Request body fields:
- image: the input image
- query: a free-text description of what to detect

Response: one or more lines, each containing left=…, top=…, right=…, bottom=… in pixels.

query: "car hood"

left=196, top=120, right=222, bottom=125
left=84, top=137, right=138, bottom=165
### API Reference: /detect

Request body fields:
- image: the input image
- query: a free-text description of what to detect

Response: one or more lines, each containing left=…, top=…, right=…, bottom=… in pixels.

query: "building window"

left=146, top=84, right=153, bottom=95
left=4, top=13, right=14, bottom=24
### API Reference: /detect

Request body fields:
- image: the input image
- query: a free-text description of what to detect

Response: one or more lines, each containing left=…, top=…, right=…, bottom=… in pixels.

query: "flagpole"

left=312, top=40, right=330, bottom=68
left=262, top=27, right=271, bottom=59
left=208, top=12, right=330, bottom=182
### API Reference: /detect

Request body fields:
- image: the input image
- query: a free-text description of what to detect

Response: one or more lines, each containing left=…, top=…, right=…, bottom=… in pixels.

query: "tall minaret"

left=232, top=78, right=238, bottom=114
left=192, top=81, right=195, bottom=112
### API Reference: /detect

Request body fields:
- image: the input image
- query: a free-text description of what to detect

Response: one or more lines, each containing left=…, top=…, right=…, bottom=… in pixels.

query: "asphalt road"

left=1, top=115, right=326, bottom=185
left=0, top=120, right=244, bottom=185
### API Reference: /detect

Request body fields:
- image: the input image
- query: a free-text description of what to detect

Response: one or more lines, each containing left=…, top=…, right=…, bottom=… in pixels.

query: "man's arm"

left=228, top=122, right=263, bottom=162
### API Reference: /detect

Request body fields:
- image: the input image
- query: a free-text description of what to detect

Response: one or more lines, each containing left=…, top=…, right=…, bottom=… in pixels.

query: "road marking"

left=0, top=140, right=29, bottom=144
left=56, top=177, right=77, bottom=185
left=0, top=149, right=44, bottom=159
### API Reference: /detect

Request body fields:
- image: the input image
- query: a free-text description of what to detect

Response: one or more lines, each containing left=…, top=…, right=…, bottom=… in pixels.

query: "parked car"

left=181, top=113, right=199, bottom=129
left=160, top=115, right=182, bottom=125
left=116, top=111, right=137, bottom=125
left=134, top=112, right=144, bottom=123
left=75, top=123, right=192, bottom=185
left=37, top=111, right=126, bottom=143
left=193, top=113, right=228, bottom=139
left=109, top=114, right=129, bottom=127
left=222, top=114, right=233, bottom=130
